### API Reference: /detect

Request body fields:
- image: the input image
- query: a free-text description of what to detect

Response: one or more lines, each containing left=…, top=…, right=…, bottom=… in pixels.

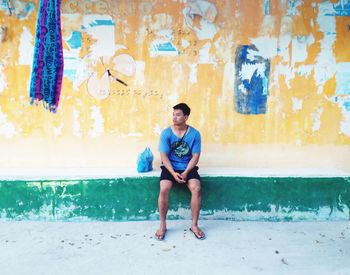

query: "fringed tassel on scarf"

left=29, top=0, right=63, bottom=113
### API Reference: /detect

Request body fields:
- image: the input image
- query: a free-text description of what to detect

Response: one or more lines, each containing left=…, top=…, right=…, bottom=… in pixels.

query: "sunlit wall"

left=0, top=0, right=349, bottom=171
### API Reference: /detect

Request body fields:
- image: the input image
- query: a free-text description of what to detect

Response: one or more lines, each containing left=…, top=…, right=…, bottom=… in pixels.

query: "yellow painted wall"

left=0, top=0, right=349, bottom=172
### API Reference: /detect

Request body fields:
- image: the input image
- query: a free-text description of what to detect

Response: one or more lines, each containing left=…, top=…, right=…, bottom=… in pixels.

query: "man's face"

left=173, top=109, right=188, bottom=125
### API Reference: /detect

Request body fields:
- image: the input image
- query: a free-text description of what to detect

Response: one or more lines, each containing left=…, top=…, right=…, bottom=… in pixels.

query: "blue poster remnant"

left=323, top=2, right=350, bottom=16
left=66, top=31, right=82, bottom=49
left=264, top=0, right=270, bottom=15
left=234, top=45, right=270, bottom=115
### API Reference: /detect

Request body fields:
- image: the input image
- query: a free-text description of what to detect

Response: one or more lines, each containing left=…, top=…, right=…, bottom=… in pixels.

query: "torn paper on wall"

left=183, top=0, right=218, bottom=40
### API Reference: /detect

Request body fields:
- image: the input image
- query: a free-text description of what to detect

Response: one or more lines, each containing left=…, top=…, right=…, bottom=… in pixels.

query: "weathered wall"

left=0, top=0, right=349, bottom=171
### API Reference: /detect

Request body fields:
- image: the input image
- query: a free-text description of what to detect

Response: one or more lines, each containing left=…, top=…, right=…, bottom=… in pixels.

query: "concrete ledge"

left=0, top=167, right=349, bottom=180
left=1, top=176, right=349, bottom=222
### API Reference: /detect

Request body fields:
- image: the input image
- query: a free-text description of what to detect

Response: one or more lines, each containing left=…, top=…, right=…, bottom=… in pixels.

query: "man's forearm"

left=184, top=154, right=200, bottom=173
left=160, top=154, right=176, bottom=175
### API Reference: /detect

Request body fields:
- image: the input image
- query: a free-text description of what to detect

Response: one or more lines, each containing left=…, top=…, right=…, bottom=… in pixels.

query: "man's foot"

left=155, top=228, right=167, bottom=241
left=189, top=226, right=206, bottom=240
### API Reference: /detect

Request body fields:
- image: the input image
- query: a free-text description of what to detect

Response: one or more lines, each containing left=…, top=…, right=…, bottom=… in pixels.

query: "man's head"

left=173, top=103, right=191, bottom=116
left=173, top=103, right=191, bottom=126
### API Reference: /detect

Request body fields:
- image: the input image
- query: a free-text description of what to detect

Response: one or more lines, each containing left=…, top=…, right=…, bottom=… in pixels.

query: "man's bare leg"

left=155, top=180, right=172, bottom=238
left=187, top=179, right=205, bottom=238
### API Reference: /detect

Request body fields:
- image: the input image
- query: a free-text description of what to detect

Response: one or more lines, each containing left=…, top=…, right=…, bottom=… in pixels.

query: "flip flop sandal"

left=155, top=229, right=167, bottom=241
left=189, top=228, right=206, bottom=240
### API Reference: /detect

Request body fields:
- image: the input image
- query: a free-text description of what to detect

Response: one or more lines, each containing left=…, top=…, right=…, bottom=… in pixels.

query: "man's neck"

left=172, top=124, right=187, bottom=131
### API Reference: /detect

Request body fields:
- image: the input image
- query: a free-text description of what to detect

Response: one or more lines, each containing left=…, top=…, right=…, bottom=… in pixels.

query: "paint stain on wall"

left=0, top=26, right=8, bottom=42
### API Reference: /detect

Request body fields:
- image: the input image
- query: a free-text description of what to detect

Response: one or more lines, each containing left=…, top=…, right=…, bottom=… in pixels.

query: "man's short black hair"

left=173, top=103, right=191, bottom=116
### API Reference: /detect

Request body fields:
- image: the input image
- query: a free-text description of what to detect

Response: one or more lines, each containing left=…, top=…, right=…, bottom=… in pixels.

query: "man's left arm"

left=181, top=153, right=200, bottom=180
left=181, top=131, right=201, bottom=180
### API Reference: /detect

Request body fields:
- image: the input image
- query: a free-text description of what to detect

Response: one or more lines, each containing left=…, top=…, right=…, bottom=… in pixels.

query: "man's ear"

left=184, top=115, right=189, bottom=121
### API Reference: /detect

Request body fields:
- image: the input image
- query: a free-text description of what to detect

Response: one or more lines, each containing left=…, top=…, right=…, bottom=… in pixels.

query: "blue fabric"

left=136, top=147, right=153, bottom=173
left=29, top=0, right=63, bottom=113
left=159, top=126, right=201, bottom=171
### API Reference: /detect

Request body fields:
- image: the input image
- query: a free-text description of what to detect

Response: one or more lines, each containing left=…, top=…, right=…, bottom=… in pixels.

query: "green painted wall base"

left=1, top=177, right=349, bottom=221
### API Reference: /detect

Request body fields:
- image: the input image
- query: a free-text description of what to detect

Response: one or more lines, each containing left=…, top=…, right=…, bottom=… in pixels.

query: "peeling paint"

left=260, top=15, right=276, bottom=37
left=183, top=0, right=218, bottom=40
left=181, top=39, right=190, bottom=49
left=0, top=64, right=6, bottom=93
left=340, top=107, right=350, bottom=136
left=193, top=18, right=218, bottom=40
left=198, top=42, right=214, bottom=64
left=134, top=61, right=145, bottom=86
left=287, top=0, right=303, bottom=16
left=73, top=110, right=81, bottom=137
left=292, top=97, right=303, bottom=112
left=150, top=13, right=173, bottom=36
left=0, top=0, right=35, bottom=19
left=314, top=4, right=337, bottom=93
left=311, top=107, right=324, bottom=132
left=63, top=57, right=80, bottom=83
left=18, top=27, right=33, bottom=65
left=89, top=106, right=104, bottom=137
left=278, top=16, right=293, bottom=62
left=222, top=62, right=235, bottom=100
left=81, top=15, right=116, bottom=59
left=0, top=106, right=16, bottom=138
left=296, top=65, right=313, bottom=78
left=250, top=36, right=278, bottom=59
left=336, top=62, right=350, bottom=95
left=189, top=63, right=197, bottom=84
left=53, top=124, right=64, bottom=137
left=291, top=35, right=315, bottom=64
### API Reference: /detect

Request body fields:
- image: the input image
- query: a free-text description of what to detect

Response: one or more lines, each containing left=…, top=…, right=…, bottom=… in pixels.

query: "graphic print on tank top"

left=171, top=140, right=190, bottom=158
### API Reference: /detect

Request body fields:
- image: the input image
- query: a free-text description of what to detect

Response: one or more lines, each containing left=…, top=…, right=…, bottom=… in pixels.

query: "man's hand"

left=180, top=171, right=189, bottom=181
left=173, top=172, right=186, bottom=184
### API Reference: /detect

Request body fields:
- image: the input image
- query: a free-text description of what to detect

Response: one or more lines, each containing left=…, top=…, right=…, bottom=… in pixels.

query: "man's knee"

left=188, top=180, right=201, bottom=194
left=159, top=180, right=172, bottom=194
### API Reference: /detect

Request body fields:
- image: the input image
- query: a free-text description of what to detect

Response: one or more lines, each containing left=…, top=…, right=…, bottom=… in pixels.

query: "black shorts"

left=160, top=166, right=200, bottom=183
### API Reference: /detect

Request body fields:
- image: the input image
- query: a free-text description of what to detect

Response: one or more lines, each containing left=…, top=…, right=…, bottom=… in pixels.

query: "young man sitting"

left=155, top=103, right=205, bottom=240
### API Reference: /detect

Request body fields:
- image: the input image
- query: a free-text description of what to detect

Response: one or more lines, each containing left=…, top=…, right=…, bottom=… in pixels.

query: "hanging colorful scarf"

left=29, top=0, right=63, bottom=113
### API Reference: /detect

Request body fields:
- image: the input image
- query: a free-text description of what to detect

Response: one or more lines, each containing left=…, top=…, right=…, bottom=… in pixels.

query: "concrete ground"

left=0, top=220, right=349, bottom=275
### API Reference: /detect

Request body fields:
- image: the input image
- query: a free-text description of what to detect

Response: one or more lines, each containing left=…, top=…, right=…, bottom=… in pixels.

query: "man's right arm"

left=160, top=153, right=175, bottom=175
left=159, top=129, right=185, bottom=183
